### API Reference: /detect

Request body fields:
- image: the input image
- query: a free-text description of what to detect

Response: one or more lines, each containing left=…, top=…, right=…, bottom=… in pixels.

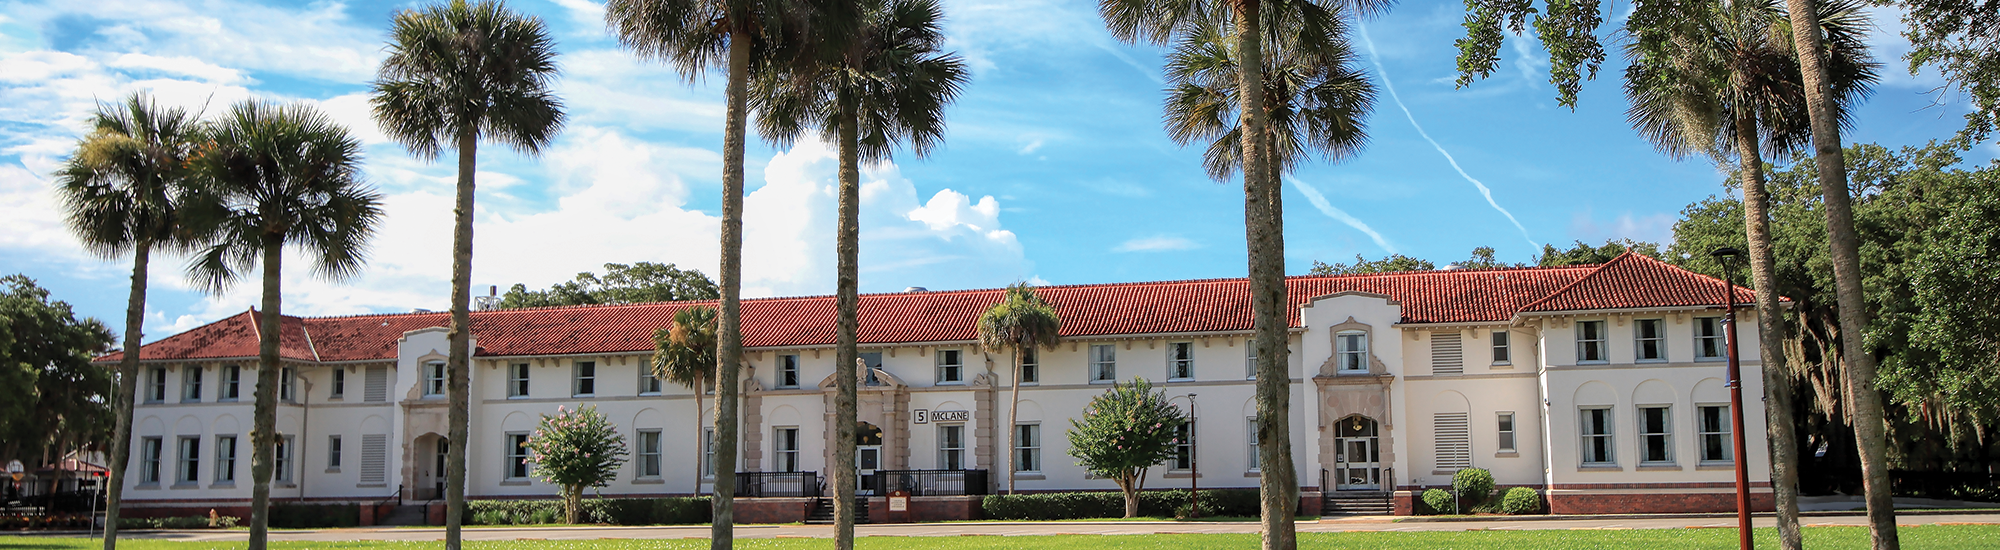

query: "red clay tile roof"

left=103, top=252, right=1745, bottom=363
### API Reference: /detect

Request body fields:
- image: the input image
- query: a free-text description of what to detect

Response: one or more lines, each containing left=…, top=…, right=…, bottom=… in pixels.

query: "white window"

left=181, top=366, right=202, bottom=402
left=1699, top=405, right=1733, bottom=463
left=279, top=367, right=295, bottom=402
left=1246, top=416, right=1261, bottom=471
left=1245, top=340, right=1258, bottom=379
left=221, top=365, right=241, bottom=400
left=508, top=363, right=530, bottom=398
left=702, top=428, right=717, bottom=478
left=1695, top=317, right=1726, bottom=360
left=1171, top=422, right=1194, bottom=470
left=1089, top=344, right=1116, bottom=382
left=1019, top=347, right=1039, bottom=384
left=936, top=349, right=963, bottom=384
left=327, top=435, right=343, bottom=471
left=637, top=429, right=662, bottom=478
left=1639, top=405, right=1673, bottom=464
left=1429, top=331, right=1462, bottom=375
left=1338, top=331, right=1369, bottom=372
left=215, top=435, right=236, bottom=483
left=362, top=365, right=387, bottom=402
left=777, top=354, right=800, bottom=389
left=1576, top=321, right=1608, bottom=363
left=1167, top=342, right=1195, bottom=380
left=330, top=368, right=345, bottom=399
left=139, top=437, right=162, bottom=484
left=1636, top=319, right=1666, bottom=361
left=177, top=437, right=200, bottom=484
left=423, top=361, right=446, bottom=397
left=360, top=434, right=387, bottom=485
left=1014, top=424, right=1041, bottom=473
left=1434, top=412, right=1471, bottom=471
left=1496, top=412, right=1517, bottom=452
left=275, top=435, right=294, bottom=483
left=774, top=427, right=800, bottom=473
left=506, top=433, right=531, bottom=479
left=938, top=424, right=965, bottom=470
left=1580, top=407, right=1614, bottom=465
left=573, top=361, right=597, bottom=396
left=1491, top=331, right=1511, bottom=365
left=639, top=365, right=662, bottom=395
left=146, top=367, right=167, bottom=402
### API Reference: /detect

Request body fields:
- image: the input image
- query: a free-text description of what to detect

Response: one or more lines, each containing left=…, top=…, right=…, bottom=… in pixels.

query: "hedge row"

left=464, top=497, right=710, bottom=526
left=982, top=489, right=1262, bottom=520
left=116, top=515, right=240, bottom=530
left=269, top=503, right=359, bottom=528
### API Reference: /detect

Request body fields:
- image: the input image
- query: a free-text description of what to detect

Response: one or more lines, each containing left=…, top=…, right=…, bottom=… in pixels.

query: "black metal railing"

left=736, top=471, right=821, bottom=498
left=865, top=469, right=988, bottom=496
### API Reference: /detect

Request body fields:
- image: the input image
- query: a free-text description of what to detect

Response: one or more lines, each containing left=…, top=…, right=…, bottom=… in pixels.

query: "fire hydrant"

left=208, top=509, right=219, bottom=528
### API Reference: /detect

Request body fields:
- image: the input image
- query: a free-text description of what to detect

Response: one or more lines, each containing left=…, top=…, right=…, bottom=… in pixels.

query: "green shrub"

left=268, top=503, right=358, bottom=528
left=1502, top=487, right=1543, bottom=515
left=983, top=489, right=1266, bottom=520
left=1421, top=489, right=1455, bottom=515
left=1451, top=468, right=1496, bottom=506
left=463, top=497, right=710, bottom=526
left=114, top=515, right=240, bottom=529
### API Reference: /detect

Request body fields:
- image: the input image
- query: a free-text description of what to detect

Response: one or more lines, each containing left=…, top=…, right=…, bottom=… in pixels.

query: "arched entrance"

left=856, top=422, right=883, bottom=495
left=1333, top=416, right=1380, bottom=491
left=413, top=433, right=448, bottom=500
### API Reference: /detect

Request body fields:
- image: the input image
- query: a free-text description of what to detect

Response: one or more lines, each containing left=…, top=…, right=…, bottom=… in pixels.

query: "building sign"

left=889, top=491, right=909, bottom=511
left=914, top=409, right=969, bottom=424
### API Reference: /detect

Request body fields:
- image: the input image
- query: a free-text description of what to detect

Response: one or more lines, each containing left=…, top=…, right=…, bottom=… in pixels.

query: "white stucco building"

left=106, top=253, right=1771, bottom=520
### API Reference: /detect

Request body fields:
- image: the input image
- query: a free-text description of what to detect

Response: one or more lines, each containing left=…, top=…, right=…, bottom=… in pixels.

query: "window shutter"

left=1431, top=332, right=1464, bottom=375
left=360, top=434, right=388, bottom=484
left=1434, top=412, right=1471, bottom=471
left=364, top=366, right=388, bottom=402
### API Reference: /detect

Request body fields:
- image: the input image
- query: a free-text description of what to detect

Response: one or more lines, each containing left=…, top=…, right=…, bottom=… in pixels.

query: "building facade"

left=105, top=253, right=1772, bottom=519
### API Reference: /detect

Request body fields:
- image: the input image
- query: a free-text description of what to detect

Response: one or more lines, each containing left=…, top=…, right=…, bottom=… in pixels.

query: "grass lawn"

left=3, top=525, right=1997, bottom=549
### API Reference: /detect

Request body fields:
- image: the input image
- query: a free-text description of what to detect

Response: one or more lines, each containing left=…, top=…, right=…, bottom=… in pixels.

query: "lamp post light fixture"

left=1172, top=393, right=1199, bottom=518
left=1711, top=247, right=1754, bottom=550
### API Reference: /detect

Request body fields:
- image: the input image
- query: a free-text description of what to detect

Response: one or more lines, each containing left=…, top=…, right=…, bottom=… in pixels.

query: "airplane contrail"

left=1355, top=22, right=1539, bottom=249
left=1288, top=177, right=1398, bottom=254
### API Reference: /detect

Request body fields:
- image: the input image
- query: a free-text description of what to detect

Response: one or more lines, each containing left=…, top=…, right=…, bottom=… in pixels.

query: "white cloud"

left=106, top=53, right=246, bottom=84
left=9, top=0, right=384, bottom=82
left=1114, top=235, right=1199, bottom=252
left=1016, top=138, right=1045, bottom=155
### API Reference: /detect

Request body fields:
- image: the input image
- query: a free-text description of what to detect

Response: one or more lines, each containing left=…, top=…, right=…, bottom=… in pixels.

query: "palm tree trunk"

left=1779, top=1, right=1898, bottom=548
left=247, top=232, right=283, bottom=550
left=1734, top=112, right=1804, bottom=550
left=1007, top=345, right=1022, bottom=495
left=833, top=89, right=861, bottom=550
left=711, top=26, right=751, bottom=550
left=444, top=125, right=478, bottom=550
left=102, top=241, right=150, bottom=550
left=1236, top=1, right=1296, bottom=537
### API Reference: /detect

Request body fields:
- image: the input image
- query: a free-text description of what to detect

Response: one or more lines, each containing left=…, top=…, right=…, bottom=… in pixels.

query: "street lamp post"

left=1172, top=393, right=1199, bottom=518
left=1712, top=247, right=1754, bottom=550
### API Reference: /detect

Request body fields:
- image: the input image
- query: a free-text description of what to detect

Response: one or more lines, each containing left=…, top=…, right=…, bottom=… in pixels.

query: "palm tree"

left=184, top=100, right=384, bottom=550
left=975, top=283, right=1061, bottom=495
left=53, top=92, right=203, bottom=550
left=748, top=0, right=964, bottom=544
left=651, top=306, right=718, bottom=486
left=370, top=2, right=564, bottom=546
left=1147, top=5, right=1376, bottom=545
left=1622, top=1, right=1876, bottom=547
left=1774, top=0, right=1897, bottom=546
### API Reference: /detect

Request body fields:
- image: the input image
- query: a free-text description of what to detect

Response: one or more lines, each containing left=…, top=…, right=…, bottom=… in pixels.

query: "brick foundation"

left=732, top=498, right=816, bottom=524
left=1548, top=491, right=1773, bottom=514
left=871, top=496, right=983, bottom=523
left=1297, top=492, right=1322, bottom=517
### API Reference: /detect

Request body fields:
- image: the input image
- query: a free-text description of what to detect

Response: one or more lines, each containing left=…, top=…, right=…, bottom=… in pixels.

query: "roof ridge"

left=1516, top=253, right=1633, bottom=312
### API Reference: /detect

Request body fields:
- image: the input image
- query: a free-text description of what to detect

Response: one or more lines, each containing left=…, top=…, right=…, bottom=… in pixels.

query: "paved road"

left=25, top=513, right=1996, bottom=542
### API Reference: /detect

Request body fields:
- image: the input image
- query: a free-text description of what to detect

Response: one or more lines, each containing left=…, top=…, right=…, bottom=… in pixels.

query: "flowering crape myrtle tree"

left=525, top=404, right=629, bottom=524
left=1066, top=379, right=1188, bottom=518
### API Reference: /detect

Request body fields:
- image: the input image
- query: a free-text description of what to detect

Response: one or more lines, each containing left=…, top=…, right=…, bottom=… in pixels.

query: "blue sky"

left=1, top=0, right=1991, bottom=342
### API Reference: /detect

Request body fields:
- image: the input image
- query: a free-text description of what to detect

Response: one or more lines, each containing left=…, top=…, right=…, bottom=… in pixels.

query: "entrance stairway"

left=379, top=504, right=429, bottom=526
left=1322, top=491, right=1393, bottom=516
left=804, top=497, right=869, bottom=524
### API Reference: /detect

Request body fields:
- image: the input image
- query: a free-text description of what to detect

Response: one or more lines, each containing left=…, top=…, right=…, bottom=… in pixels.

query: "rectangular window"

left=1497, top=412, right=1517, bottom=452
left=1429, top=331, right=1461, bottom=375
left=1167, top=342, right=1195, bottom=380
left=573, top=361, right=596, bottom=396
left=1695, top=317, right=1726, bottom=360
left=508, top=363, right=530, bottom=398
left=139, top=437, right=162, bottom=484
left=702, top=428, right=717, bottom=478
left=637, top=429, right=662, bottom=478
left=424, top=362, right=446, bottom=396
left=329, top=368, right=345, bottom=399
left=146, top=367, right=167, bottom=402
left=1245, top=340, right=1258, bottom=379
left=222, top=365, right=242, bottom=401
left=778, top=354, right=800, bottom=389
left=361, top=365, right=387, bottom=402
left=507, top=433, right=531, bottom=479
left=177, top=437, right=200, bottom=484
left=1434, top=412, right=1471, bottom=471
left=1492, top=331, right=1512, bottom=365
left=639, top=364, right=662, bottom=395
left=1700, top=405, right=1733, bottom=463
left=280, top=367, right=295, bottom=402
left=936, top=349, right=963, bottom=384
left=1015, top=424, right=1041, bottom=473
left=361, top=434, right=387, bottom=484
left=1171, top=422, right=1194, bottom=470
left=1636, top=319, right=1666, bottom=361
left=327, top=435, right=343, bottom=470
left=1019, top=347, right=1039, bottom=384
left=774, top=427, right=800, bottom=473
left=1639, top=406, right=1673, bottom=464
left=181, top=366, right=203, bottom=402
left=1580, top=407, right=1615, bottom=465
left=938, top=424, right=965, bottom=470
left=1339, top=331, right=1371, bottom=372
left=215, top=435, right=236, bottom=483
left=1246, top=416, right=1260, bottom=471
left=1576, top=321, right=1608, bottom=363
left=275, top=435, right=294, bottom=483
left=1089, top=344, right=1116, bottom=382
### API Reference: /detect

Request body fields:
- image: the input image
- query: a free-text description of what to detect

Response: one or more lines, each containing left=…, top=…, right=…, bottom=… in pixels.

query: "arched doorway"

left=413, top=433, right=448, bottom=500
left=1333, top=416, right=1380, bottom=491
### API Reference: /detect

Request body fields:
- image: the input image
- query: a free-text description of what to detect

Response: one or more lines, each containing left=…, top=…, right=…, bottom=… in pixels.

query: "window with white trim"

left=1246, top=416, right=1261, bottom=471
left=1167, top=342, right=1195, bottom=380
left=1015, top=423, right=1041, bottom=473
left=1491, top=331, right=1511, bottom=365
left=327, top=434, right=342, bottom=471
left=702, top=428, right=717, bottom=478
left=938, top=424, right=965, bottom=470
left=639, top=364, right=662, bottom=395
left=1496, top=412, right=1517, bottom=452
left=424, top=362, right=446, bottom=397
left=936, top=349, right=963, bottom=384
left=506, top=433, right=531, bottom=479
left=176, top=436, right=200, bottom=484
left=774, top=427, right=800, bottom=473
left=1699, top=405, right=1733, bottom=463
left=1636, top=319, right=1666, bottom=361
left=1338, top=331, right=1370, bottom=373
left=1576, top=321, right=1608, bottom=363
left=146, top=367, right=167, bottom=403
left=181, top=366, right=202, bottom=402
left=1434, top=412, right=1471, bottom=470
left=573, top=361, right=597, bottom=396
left=222, top=365, right=241, bottom=400
left=330, top=367, right=345, bottom=399
left=1245, top=340, right=1258, bottom=379
left=1171, top=422, right=1194, bottom=470
left=637, top=429, right=662, bottom=478
left=508, top=363, right=530, bottom=398
left=1019, top=347, right=1039, bottom=384
left=1579, top=407, right=1614, bottom=465
left=139, top=437, right=162, bottom=484
left=1638, top=405, right=1673, bottom=464
left=214, top=435, right=236, bottom=483
left=777, top=354, right=800, bottom=389
left=279, top=367, right=295, bottom=402
left=1695, top=317, right=1726, bottom=360
left=1089, top=344, right=1116, bottom=382
left=275, top=435, right=294, bottom=483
